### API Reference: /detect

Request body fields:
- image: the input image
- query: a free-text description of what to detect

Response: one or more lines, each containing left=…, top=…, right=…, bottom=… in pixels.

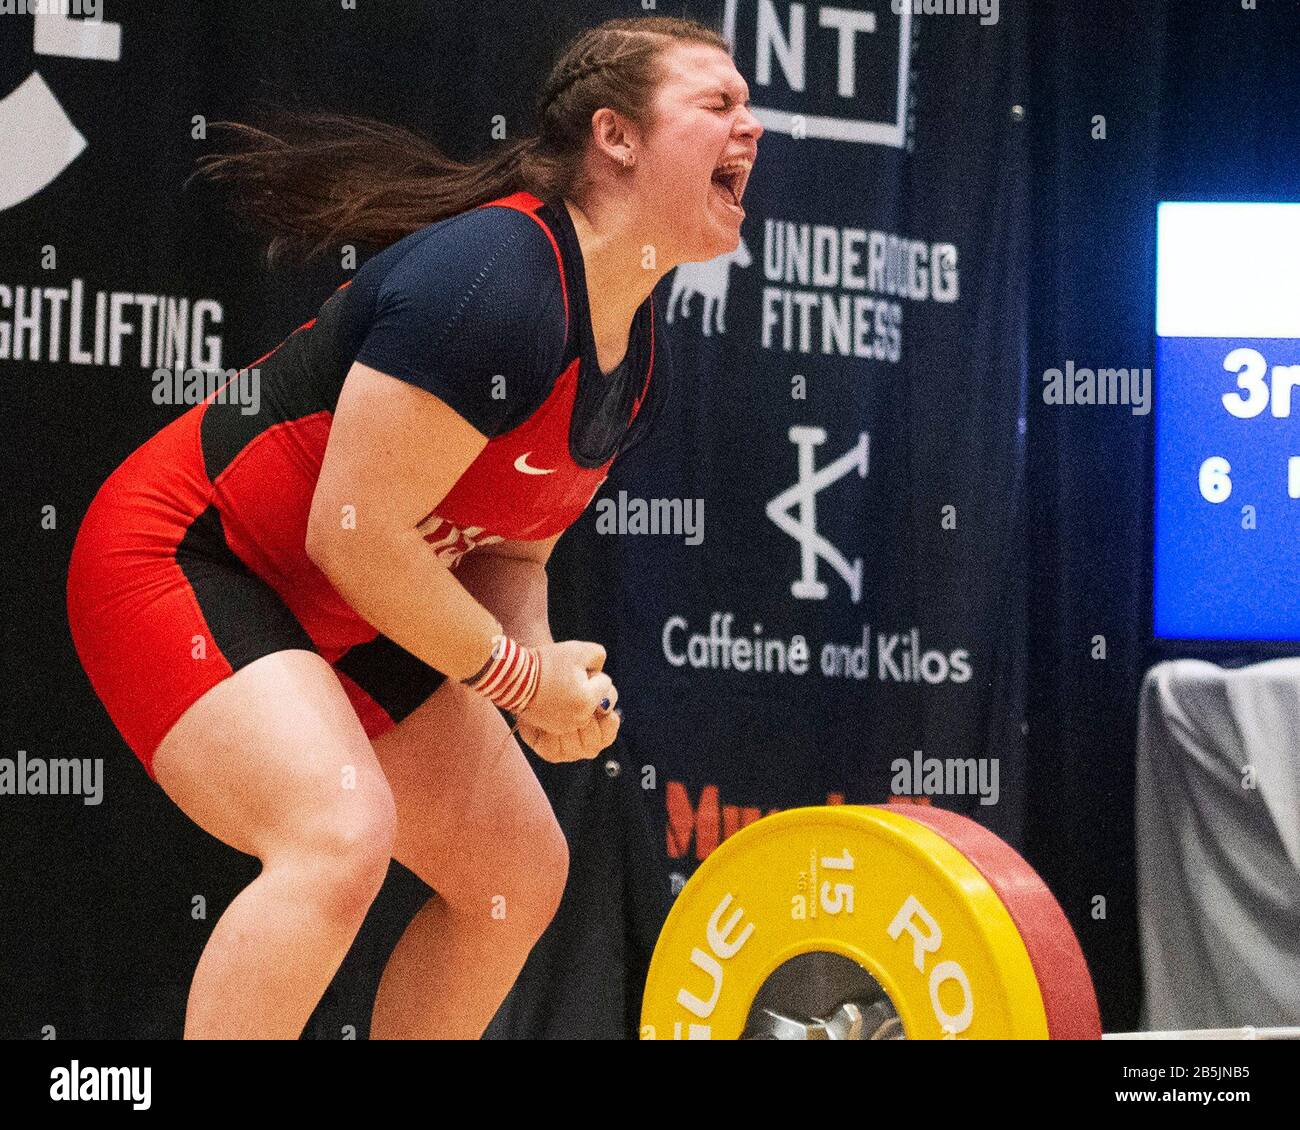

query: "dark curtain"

left=1025, top=0, right=1300, bottom=1035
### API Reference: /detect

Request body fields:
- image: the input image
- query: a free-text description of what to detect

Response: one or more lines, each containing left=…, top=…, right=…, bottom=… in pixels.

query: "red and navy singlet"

left=66, top=191, right=668, bottom=777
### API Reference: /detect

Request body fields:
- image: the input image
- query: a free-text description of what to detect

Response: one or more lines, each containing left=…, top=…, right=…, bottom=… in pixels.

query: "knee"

left=283, top=787, right=398, bottom=926
left=494, top=816, right=570, bottom=940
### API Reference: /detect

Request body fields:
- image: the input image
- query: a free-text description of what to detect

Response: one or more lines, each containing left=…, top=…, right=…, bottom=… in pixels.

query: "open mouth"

left=710, top=157, right=752, bottom=212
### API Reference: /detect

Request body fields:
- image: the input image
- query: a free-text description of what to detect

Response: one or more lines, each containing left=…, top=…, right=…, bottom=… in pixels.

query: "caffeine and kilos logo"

left=659, top=421, right=973, bottom=687
left=766, top=424, right=870, bottom=602
left=1, top=3, right=121, bottom=211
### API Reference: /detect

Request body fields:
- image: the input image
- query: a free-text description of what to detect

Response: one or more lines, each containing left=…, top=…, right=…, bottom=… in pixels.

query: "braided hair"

left=533, top=18, right=729, bottom=182
left=195, top=16, right=729, bottom=265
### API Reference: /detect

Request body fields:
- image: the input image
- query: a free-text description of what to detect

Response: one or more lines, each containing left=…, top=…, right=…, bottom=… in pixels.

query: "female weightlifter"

left=65, top=15, right=762, bottom=1039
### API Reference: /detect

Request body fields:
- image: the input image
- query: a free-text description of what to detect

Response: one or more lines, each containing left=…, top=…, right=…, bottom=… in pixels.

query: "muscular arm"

left=306, top=361, right=503, bottom=681
left=304, top=211, right=575, bottom=693
left=454, top=535, right=561, bottom=651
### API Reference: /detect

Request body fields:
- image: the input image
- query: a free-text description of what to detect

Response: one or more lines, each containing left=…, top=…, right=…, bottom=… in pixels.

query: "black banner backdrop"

left=595, top=2, right=1031, bottom=891
left=2, top=1, right=1029, bottom=1039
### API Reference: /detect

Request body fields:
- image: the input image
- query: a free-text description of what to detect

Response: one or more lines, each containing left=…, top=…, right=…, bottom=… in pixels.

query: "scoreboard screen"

left=1154, top=202, right=1300, bottom=642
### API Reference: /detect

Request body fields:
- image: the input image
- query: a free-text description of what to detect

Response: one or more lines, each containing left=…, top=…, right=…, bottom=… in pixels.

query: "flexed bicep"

left=306, top=361, right=488, bottom=568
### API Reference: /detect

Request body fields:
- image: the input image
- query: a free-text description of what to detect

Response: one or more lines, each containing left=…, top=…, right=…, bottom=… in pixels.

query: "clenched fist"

left=516, top=704, right=621, bottom=763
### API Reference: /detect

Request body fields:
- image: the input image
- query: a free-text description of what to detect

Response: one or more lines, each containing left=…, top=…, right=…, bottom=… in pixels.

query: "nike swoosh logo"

left=514, top=452, right=556, bottom=476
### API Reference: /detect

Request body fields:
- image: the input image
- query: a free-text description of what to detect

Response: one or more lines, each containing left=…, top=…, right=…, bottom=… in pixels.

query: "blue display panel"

left=1154, top=203, right=1300, bottom=641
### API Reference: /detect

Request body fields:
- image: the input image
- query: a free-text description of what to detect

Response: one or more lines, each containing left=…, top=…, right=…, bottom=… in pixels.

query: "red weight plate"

left=880, top=803, right=1102, bottom=1039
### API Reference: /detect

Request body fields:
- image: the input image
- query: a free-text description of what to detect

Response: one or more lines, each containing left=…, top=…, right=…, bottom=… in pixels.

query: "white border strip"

left=724, top=0, right=911, bottom=148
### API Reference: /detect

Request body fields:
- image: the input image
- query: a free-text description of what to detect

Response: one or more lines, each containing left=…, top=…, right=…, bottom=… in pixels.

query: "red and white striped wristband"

left=461, top=634, right=540, bottom=714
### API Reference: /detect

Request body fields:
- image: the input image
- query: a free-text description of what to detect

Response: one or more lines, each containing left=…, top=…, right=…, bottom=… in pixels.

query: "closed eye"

left=707, top=92, right=752, bottom=112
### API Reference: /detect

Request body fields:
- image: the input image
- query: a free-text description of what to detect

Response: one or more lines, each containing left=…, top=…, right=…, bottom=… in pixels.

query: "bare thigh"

left=152, top=649, right=396, bottom=863
left=370, top=678, right=568, bottom=907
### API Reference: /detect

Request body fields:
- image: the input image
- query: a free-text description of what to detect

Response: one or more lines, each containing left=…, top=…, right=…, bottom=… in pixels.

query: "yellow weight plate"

left=641, top=805, right=1050, bottom=1040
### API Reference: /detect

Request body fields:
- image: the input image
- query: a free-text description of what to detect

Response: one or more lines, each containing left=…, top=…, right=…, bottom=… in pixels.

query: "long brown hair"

left=193, top=15, right=729, bottom=266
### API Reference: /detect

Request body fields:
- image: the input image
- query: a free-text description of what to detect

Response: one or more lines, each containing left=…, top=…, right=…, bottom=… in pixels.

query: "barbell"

left=639, top=804, right=1300, bottom=1041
